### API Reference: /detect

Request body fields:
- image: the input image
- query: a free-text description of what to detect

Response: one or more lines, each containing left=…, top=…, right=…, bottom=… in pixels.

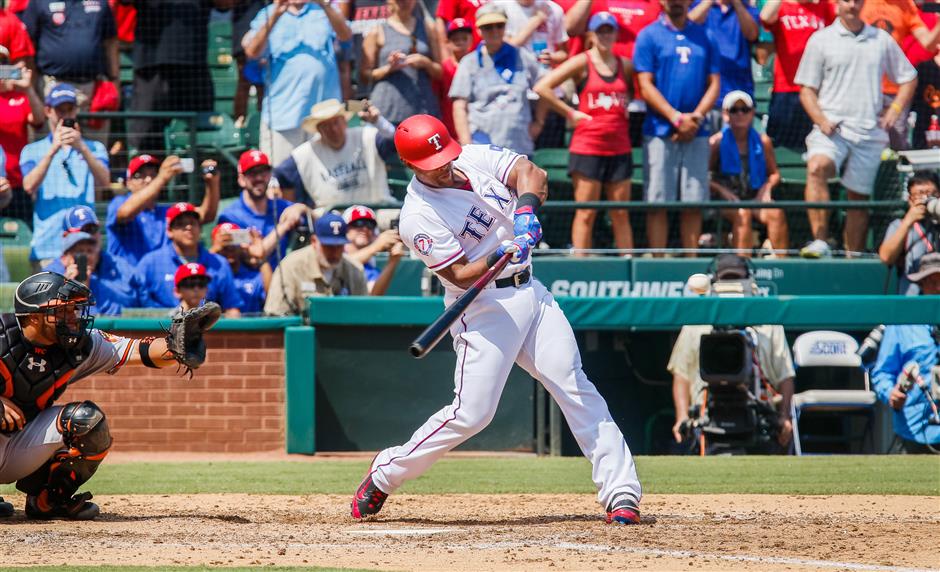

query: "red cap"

left=174, top=262, right=210, bottom=287
left=447, top=18, right=472, bottom=35
left=166, top=202, right=200, bottom=226
left=238, top=149, right=271, bottom=174
left=127, top=154, right=159, bottom=179
left=342, top=205, right=377, bottom=225
left=395, top=115, right=461, bottom=171
left=212, top=221, right=240, bottom=241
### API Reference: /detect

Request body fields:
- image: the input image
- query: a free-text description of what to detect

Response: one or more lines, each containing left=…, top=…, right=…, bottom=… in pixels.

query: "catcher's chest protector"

left=0, top=313, right=92, bottom=423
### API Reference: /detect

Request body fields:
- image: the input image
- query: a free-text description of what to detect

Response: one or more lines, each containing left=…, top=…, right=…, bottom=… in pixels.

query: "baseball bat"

left=409, top=252, right=513, bottom=359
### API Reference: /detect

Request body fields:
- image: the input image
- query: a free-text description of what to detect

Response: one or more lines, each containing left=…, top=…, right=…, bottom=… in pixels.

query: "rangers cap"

left=395, top=114, right=461, bottom=171
left=314, top=213, right=349, bottom=246
left=342, top=205, right=377, bottom=226
left=238, top=149, right=271, bottom=174
left=175, top=262, right=211, bottom=287
left=62, top=205, right=99, bottom=233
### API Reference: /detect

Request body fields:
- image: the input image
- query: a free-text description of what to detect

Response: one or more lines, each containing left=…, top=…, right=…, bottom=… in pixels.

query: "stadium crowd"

left=0, top=0, right=935, bottom=316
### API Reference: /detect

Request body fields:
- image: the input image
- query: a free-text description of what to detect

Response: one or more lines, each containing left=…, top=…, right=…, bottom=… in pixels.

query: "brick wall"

left=67, top=330, right=286, bottom=452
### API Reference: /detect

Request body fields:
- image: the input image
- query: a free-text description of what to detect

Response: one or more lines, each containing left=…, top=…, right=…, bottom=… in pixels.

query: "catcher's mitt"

left=166, top=302, right=222, bottom=375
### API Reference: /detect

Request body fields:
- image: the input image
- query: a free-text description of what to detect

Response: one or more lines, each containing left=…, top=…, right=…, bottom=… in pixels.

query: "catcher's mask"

left=14, top=272, right=95, bottom=349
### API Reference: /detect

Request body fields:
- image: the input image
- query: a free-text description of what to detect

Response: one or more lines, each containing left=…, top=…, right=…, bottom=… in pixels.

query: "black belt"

left=494, top=268, right=531, bottom=288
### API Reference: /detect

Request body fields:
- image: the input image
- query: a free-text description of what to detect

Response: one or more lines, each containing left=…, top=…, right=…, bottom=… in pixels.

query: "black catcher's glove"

left=166, top=302, right=222, bottom=375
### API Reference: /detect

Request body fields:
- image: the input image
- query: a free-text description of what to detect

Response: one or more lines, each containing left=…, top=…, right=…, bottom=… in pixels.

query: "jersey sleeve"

left=465, top=144, right=523, bottom=187
left=399, top=209, right=465, bottom=272
left=73, top=329, right=137, bottom=380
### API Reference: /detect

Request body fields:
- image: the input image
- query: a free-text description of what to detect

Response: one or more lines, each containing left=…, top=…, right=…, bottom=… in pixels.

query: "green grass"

left=2, top=456, right=937, bottom=496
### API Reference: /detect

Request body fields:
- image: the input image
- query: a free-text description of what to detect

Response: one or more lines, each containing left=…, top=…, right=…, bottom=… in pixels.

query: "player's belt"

left=494, top=268, right=531, bottom=289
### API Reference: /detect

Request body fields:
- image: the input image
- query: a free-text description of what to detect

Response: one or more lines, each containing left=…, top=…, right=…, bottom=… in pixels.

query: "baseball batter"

left=0, top=272, right=218, bottom=520
left=351, top=115, right=642, bottom=525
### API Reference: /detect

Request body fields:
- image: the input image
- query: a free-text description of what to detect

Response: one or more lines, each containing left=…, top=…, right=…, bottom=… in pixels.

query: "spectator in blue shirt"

left=242, top=0, right=352, bottom=165
left=689, top=0, right=759, bottom=117
left=209, top=222, right=269, bottom=314
left=871, top=253, right=940, bottom=453
left=342, top=205, right=406, bottom=295
left=20, top=83, right=110, bottom=268
left=132, top=202, right=244, bottom=317
left=634, top=0, right=721, bottom=257
left=106, top=153, right=220, bottom=266
left=43, top=205, right=137, bottom=316
left=218, top=149, right=307, bottom=268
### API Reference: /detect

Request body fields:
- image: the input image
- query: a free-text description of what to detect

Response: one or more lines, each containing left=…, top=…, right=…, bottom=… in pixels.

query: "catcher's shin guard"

left=17, top=401, right=112, bottom=520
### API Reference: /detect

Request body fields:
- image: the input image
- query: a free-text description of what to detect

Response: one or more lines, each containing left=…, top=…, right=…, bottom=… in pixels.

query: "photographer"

left=20, top=83, right=109, bottom=269
left=871, top=252, right=940, bottom=454
left=342, top=205, right=405, bottom=295
left=667, top=254, right=795, bottom=452
left=879, top=171, right=940, bottom=296
left=106, top=154, right=220, bottom=266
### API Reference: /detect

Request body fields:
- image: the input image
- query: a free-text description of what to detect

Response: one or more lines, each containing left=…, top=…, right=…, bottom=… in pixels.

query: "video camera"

left=680, top=255, right=781, bottom=454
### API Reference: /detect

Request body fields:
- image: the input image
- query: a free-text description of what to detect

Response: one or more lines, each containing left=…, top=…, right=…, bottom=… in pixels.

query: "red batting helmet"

left=395, top=115, right=461, bottom=171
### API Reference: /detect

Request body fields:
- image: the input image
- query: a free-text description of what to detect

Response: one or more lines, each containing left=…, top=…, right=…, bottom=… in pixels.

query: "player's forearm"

left=129, top=337, right=177, bottom=368
left=511, top=161, right=548, bottom=204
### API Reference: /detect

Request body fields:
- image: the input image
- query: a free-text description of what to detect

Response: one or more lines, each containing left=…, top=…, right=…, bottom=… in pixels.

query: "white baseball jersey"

left=369, top=143, right=642, bottom=514
left=399, top=145, right=528, bottom=292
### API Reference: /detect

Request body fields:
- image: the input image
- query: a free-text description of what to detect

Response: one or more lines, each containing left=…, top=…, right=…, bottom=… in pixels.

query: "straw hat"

left=301, top=99, right=353, bottom=134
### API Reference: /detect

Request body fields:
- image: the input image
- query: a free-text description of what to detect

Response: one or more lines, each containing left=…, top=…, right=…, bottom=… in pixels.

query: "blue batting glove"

left=513, top=206, right=542, bottom=246
left=496, top=236, right=531, bottom=265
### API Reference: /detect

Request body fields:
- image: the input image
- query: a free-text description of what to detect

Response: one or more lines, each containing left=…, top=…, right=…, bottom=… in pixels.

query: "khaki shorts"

left=805, top=126, right=888, bottom=196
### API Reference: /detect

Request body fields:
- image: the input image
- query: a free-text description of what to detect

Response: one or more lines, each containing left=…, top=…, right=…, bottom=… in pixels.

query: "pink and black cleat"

left=351, top=473, right=388, bottom=520
left=605, top=493, right=641, bottom=525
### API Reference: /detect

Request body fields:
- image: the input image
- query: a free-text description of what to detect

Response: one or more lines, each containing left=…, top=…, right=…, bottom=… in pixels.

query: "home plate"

left=346, top=528, right=459, bottom=536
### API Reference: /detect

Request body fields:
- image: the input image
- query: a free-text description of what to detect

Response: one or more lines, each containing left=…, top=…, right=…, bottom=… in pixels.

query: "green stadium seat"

left=243, top=112, right=261, bottom=149
left=0, top=217, right=32, bottom=282
left=164, top=112, right=246, bottom=168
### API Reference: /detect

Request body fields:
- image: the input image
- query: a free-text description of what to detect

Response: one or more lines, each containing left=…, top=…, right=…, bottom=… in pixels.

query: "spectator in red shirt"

left=436, top=18, right=474, bottom=137
left=0, top=44, right=40, bottom=226
left=434, top=0, right=485, bottom=61
left=761, top=0, right=836, bottom=150
left=535, top=12, right=635, bottom=254
left=558, top=0, right=660, bottom=146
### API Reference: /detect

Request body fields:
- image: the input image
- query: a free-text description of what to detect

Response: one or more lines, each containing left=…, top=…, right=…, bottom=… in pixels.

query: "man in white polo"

left=795, top=0, right=917, bottom=258
left=273, top=98, right=396, bottom=212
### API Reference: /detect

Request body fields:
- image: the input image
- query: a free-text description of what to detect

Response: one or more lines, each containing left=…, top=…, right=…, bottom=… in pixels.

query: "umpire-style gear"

left=16, top=401, right=112, bottom=520
left=14, top=272, right=95, bottom=349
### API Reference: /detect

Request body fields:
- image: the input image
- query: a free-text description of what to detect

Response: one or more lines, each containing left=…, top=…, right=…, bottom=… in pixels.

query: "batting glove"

left=496, top=236, right=531, bottom=265
left=513, top=206, right=542, bottom=246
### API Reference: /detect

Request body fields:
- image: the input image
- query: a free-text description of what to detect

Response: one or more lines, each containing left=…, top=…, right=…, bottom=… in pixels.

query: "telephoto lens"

left=926, top=197, right=940, bottom=224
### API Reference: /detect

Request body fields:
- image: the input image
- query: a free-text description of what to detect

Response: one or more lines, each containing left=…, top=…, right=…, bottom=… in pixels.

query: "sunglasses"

left=349, top=220, right=376, bottom=229
left=131, top=169, right=157, bottom=180
left=729, top=106, right=753, bottom=115
left=479, top=23, right=505, bottom=31
left=178, top=278, right=209, bottom=289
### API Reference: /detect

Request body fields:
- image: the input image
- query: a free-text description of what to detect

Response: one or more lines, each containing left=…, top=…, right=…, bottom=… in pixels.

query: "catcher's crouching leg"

left=16, top=401, right=112, bottom=520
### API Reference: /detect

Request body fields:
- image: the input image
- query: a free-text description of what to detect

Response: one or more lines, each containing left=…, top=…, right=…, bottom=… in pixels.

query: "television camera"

left=679, top=255, right=783, bottom=454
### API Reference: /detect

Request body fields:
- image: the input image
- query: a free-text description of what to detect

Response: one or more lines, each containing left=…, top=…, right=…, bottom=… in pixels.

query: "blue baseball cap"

left=588, top=12, right=619, bottom=32
left=62, top=231, right=94, bottom=253
left=62, top=205, right=99, bottom=233
left=314, top=212, right=349, bottom=246
left=45, top=83, right=78, bottom=107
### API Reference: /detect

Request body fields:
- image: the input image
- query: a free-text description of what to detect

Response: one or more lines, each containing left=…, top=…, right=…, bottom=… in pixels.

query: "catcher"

left=0, top=271, right=220, bottom=520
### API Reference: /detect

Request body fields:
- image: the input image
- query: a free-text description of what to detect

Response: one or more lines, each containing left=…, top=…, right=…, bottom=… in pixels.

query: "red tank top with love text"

left=570, top=54, right=631, bottom=156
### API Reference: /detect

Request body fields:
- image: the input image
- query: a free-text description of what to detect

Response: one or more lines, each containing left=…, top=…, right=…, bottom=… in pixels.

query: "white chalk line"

left=345, top=528, right=459, bottom=536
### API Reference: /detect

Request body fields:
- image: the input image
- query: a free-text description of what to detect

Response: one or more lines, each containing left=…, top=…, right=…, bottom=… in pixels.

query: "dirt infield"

left=1, top=493, right=936, bottom=571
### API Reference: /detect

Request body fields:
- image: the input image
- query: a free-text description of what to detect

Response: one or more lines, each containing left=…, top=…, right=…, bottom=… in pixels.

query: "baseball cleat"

left=351, top=473, right=388, bottom=520
left=605, top=493, right=641, bottom=525
left=0, top=496, right=13, bottom=517
left=25, top=491, right=99, bottom=521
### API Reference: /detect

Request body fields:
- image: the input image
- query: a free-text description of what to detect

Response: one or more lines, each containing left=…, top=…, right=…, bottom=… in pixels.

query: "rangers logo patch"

left=413, top=233, right=433, bottom=255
